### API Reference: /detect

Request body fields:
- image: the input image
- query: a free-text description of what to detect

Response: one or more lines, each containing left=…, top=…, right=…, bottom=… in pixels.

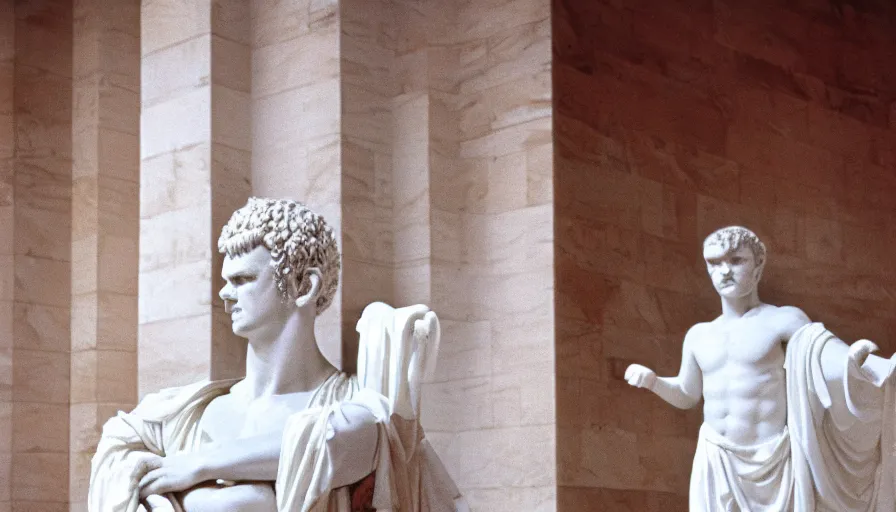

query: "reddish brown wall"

left=553, top=0, right=896, bottom=509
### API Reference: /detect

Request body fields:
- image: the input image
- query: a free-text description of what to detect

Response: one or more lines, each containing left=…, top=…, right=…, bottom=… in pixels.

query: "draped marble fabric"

left=89, top=303, right=466, bottom=512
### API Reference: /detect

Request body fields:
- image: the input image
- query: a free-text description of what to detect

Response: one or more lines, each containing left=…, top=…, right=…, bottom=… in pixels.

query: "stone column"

left=69, top=0, right=140, bottom=508
left=339, top=0, right=398, bottom=372
left=139, top=0, right=250, bottom=395
left=11, top=0, right=74, bottom=508
left=411, top=0, right=556, bottom=508
left=250, top=0, right=344, bottom=367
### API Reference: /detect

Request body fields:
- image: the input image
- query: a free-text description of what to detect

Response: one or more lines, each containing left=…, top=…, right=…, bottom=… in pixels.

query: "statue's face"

left=219, top=245, right=292, bottom=338
left=703, top=243, right=759, bottom=299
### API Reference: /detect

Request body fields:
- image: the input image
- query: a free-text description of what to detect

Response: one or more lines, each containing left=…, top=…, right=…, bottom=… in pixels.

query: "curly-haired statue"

left=624, top=226, right=896, bottom=511
left=89, top=198, right=468, bottom=512
left=217, top=197, right=341, bottom=313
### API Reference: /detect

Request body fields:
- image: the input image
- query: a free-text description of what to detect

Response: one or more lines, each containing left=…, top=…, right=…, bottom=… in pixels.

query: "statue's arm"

left=651, top=330, right=703, bottom=409
left=625, top=328, right=702, bottom=409
left=195, top=432, right=282, bottom=482
left=178, top=482, right=276, bottom=512
left=819, top=335, right=894, bottom=425
left=195, top=402, right=377, bottom=486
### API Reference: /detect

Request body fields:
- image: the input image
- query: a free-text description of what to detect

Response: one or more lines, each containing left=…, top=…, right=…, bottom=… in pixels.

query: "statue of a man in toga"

left=89, top=197, right=467, bottom=512
left=626, top=226, right=896, bottom=511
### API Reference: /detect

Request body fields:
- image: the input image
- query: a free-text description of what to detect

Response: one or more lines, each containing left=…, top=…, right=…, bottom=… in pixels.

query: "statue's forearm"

left=197, top=432, right=282, bottom=483
left=193, top=403, right=378, bottom=487
left=180, top=483, right=277, bottom=512
left=820, top=336, right=895, bottom=424
left=653, top=376, right=701, bottom=409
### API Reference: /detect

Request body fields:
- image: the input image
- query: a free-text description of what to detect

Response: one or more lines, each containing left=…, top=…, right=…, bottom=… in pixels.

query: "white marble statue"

left=89, top=197, right=467, bottom=512
left=625, top=226, right=896, bottom=511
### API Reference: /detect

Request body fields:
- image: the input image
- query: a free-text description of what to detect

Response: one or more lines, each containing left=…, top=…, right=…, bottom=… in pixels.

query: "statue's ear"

left=294, top=267, right=323, bottom=310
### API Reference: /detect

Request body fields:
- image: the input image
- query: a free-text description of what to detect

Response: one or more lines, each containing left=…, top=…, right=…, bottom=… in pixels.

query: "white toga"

left=89, top=303, right=467, bottom=512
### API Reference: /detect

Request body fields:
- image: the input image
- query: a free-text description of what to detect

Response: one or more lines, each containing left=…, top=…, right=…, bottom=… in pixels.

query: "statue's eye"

left=231, top=275, right=254, bottom=285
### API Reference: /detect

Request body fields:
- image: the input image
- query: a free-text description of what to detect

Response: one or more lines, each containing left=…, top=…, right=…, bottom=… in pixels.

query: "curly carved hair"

left=703, top=226, right=767, bottom=271
left=217, top=197, right=341, bottom=315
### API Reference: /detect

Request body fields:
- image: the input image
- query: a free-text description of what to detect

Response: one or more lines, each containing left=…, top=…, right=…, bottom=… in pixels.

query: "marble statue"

left=89, top=197, right=468, bottom=512
left=625, top=226, right=896, bottom=511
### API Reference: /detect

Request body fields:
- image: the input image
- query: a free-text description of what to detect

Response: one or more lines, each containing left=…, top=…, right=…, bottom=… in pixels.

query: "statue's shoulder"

left=684, top=321, right=715, bottom=345
left=773, top=304, right=808, bottom=318
left=133, top=379, right=239, bottom=421
left=762, top=304, right=811, bottom=338
left=767, top=304, right=810, bottom=324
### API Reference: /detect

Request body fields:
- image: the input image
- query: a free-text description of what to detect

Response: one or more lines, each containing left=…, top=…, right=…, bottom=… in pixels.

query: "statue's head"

left=217, top=198, right=340, bottom=336
left=702, top=226, right=766, bottom=299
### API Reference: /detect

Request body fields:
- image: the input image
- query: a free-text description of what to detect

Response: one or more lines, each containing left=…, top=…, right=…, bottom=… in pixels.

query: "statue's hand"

left=848, top=339, right=879, bottom=381
left=138, top=452, right=210, bottom=500
left=625, top=364, right=656, bottom=390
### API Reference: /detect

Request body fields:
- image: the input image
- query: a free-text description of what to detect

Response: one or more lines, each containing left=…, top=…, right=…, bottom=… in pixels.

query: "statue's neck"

left=243, top=313, right=336, bottom=399
left=719, top=291, right=763, bottom=319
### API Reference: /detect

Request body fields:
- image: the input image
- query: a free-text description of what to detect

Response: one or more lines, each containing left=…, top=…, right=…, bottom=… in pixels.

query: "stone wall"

left=250, top=0, right=345, bottom=367
left=139, top=0, right=250, bottom=394
left=554, top=0, right=896, bottom=509
left=0, top=0, right=76, bottom=509
left=70, top=0, right=140, bottom=507
left=420, top=1, right=557, bottom=509
left=0, top=0, right=14, bottom=506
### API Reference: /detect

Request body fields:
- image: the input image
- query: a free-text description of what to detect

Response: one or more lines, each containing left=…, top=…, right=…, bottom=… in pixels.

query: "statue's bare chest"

left=693, top=320, right=787, bottom=374
left=199, top=390, right=314, bottom=442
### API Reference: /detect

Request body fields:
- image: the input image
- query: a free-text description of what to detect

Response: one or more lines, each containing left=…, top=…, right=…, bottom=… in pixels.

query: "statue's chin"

left=718, top=286, right=755, bottom=299
left=230, top=323, right=251, bottom=339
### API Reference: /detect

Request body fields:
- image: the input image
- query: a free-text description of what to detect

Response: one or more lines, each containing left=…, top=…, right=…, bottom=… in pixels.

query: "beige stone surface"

left=140, top=143, right=211, bottom=218
left=141, top=0, right=209, bottom=57
left=12, top=402, right=69, bottom=454
left=141, top=35, right=211, bottom=108
left=139, top=0, right=250, bottom=391
left=141, top=89, right=212, bottom=159
left=70, top=1, right=140, bottom=507
left=138, top=314, right=211, bottom=397
left=11, top=452, right=69, bottom=502
left=11, top=2, right=74, bottom=500
left=12, top=304, right=69, bottom=352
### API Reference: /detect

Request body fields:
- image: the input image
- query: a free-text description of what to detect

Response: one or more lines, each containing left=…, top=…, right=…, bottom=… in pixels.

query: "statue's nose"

left=219, top=282, right=236, bottom=302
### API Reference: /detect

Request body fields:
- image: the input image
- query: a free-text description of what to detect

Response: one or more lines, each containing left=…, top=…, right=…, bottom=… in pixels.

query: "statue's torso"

left=179, top=386, right=317, bottom=511
left=692, top=305, right=796, bottom=446
left=199, top=385, right=315, bottom=442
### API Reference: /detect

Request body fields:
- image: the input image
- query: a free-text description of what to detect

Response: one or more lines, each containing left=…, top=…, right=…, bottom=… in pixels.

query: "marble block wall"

left=339, top=0, right=398, bottom=374
left=250, top=0, right=346, bottom=368
left=553, top=0, right=896, bottom=509
left=0, top=0, right=13, bottom=507
left=397, top=1, right=556, bottom=510
left=70, top=0, right=140, bottom=508
left=139, top=0, right=251, bottom=395
left=251, top=0, right=556, bottom=507
left=6, top=0, right=74, bottom=509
